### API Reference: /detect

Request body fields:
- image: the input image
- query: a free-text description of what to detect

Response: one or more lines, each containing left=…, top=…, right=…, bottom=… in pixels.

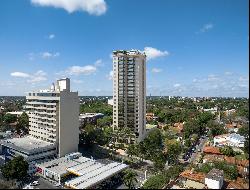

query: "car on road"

left=30, top=181, right=39, bottom=186
left=54, top=183, right=61, bottom=187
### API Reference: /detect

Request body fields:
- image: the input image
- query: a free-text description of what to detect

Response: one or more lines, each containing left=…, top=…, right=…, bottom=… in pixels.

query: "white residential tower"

left=112, top=50, right=146, bottom=144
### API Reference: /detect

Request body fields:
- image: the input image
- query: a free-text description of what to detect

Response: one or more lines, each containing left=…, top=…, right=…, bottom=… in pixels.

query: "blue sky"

left=0, top=0, right=249, bottom=97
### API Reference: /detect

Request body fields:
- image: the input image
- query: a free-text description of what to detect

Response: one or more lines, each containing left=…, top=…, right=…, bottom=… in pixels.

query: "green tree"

left=79, top=124, right=97, bottom=146
left=153, top=152, right=166, bottom=171
left=127, top=144, right=137, bottom=158
left=207, top=121, right=226, bottom=137
left=3, top=114, right=17, bottom=124
left=219, top=146, right=236, bottom=157
left=243, top=140, right=249, bottom=154
left=1, top=156, right=29, bottom=181
left=142, top=165, right=183, bottom=189
left=196, top=112, right=214, bottom=125
left=238, top=124, right=249, bottom=139
left=142, top=174, right=166, bottom=189
left=164, top=139, right=182, bottom=164
left=123, top=169, right=138, bottom=189
left=97, top=116, right=112, bottom=128
left=16, top=112, right=29, bottom=134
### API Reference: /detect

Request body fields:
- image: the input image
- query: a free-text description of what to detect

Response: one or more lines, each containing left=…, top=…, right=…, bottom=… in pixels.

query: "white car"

left=55, top=183, right=61, bottom=187
left=31, top=181, right=39, bottom=186
left=23, top=185, right=34, bottom=189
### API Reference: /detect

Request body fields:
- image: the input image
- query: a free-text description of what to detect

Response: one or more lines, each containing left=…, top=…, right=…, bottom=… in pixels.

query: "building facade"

left=0, top=78, right=79, bottom=174
left=26, top=78, right=79, bottom=157
left=112, top=50, right=146, bottom=143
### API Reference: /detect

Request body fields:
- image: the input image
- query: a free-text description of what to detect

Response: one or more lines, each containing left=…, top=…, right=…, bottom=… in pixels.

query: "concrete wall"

left=205, top=178, right=223, bottom=189
left=58, top=90, right=79, bottom=157
left=135, top=56, right=146, bottom=142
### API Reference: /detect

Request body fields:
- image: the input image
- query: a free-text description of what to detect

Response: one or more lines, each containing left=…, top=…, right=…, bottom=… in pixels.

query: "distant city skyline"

left=0, top=0, right=249, bottom=97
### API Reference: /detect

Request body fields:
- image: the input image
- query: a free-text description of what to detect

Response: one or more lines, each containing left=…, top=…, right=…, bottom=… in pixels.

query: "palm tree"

left=123, top=169, right=138, bottom=189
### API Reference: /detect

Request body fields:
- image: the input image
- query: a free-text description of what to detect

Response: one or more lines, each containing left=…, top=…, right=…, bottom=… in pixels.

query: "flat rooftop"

left=206, top=168, right=224, bottom=181
left=0, top=136, right=55, bottom=154
left=37, top=152, right=128, bottom=189
left=6, top=111, right=24, bottom=115
left=79, top=113, right=104, bottom=119
left=65, top=162, right=128, bottom=189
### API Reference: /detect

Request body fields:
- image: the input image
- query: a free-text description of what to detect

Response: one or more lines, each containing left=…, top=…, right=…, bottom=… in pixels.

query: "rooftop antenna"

left=50, top=83, right=55, bottom=91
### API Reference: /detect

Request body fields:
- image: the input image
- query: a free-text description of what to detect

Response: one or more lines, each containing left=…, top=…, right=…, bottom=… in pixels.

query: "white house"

left=205, top=169, right=224, bottom=189
left=213, top=133, right=245, bottom=148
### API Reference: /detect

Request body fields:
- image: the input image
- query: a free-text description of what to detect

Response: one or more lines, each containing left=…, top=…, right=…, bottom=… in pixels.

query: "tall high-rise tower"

left=112, top=50, right=146, bottom=144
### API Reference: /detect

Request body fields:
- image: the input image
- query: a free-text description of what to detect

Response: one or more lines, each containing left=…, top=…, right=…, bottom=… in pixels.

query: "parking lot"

left=22, top=176, right=61, bottom=189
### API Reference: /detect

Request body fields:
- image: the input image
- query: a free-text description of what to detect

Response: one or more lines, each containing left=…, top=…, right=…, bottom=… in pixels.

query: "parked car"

left=54, top=183, right=61, bottom=187
left=30, top=181, right=39, bottom=186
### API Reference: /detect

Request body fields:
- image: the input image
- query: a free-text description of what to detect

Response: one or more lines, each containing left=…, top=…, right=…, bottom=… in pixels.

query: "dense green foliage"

left=219, top=146, right=238, bottom=157
left=122, top=169, right=138, bottom=189
left=196, top=161, right=238, bottom=180
left=16, top=112, right=29, bottom=133
left=237, top=124, right=249, bottom=154
left=1, top=156, right=29, bottom=181
left=96, top=116, right=112, bottom=128
left=207, top=121, right=226, bottom=137
left=164, top=139, right=182, bottom=164
left=3, top=114, right=17, bottom=124
left=127, top=129, right=163, bottom=161
left=142, top=165, right=183, bottom=189
left=79, top=124, right=112, bottom=146
left=238, top=124, right=249, bottom=139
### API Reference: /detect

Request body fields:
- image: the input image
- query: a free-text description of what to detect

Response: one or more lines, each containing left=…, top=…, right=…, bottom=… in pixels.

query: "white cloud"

left=193, top=78, right=198, bottom=83
left=48, top=34, right=55, bottom=39
left=207, top=74, right=219, bottom=81
left=67, top=65, right=97, bottom=75
left=41, top=52, right=60, bottom=59
left=11, top=70, right=47, bottom=84
left=94, top=59, right=103, bottom=67
left=151, top=68, right=162, bottom=73
left=27, top=70, right=47, bottom=83
left=225, top=71, right=233, bottom=75
left=11, top=72, right=30, bottom=78
left=72, top=79, right=83, bottom=84
left=31, top=0, right=107, bottom=16
left=174, top=83, right=181, bottom=88
left=144, top=47, right=169, bottom=60
left=107, top=70, right=113, bottom=80
left=199, top=23, right=214, bottom=33
left=239, top=76, right=249, bottom=81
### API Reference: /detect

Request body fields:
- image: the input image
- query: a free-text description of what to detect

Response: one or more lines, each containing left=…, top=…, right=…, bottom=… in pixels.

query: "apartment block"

left=0, top=78, right=79, bottom=173
left=112, top=50, right=146, bottom=144
left=27, top=78, right=79, bottom=157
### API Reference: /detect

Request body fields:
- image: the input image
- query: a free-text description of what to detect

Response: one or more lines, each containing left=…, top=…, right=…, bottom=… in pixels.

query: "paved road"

left=189, top=137, right=208, bottom=164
